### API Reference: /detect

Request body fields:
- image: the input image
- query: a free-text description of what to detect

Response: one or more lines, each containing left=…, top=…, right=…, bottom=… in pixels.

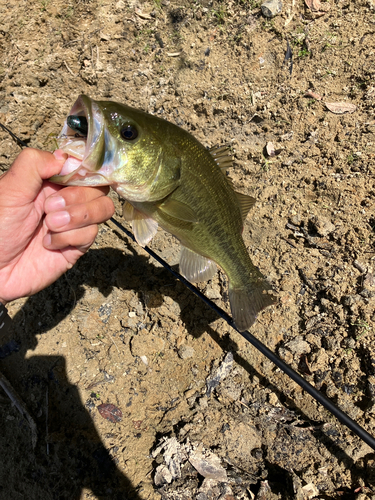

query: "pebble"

left=285, top=337, right=311, bottom=355
left=261, top=0, right=282, bottom=17
left=206, top=352, right=234, bottom=397
left=185, top=388, right=198, bottom=399
left=309, top=216, right=335, bottom=237
left=154, top=465, right=173, bottom=486
left=189, top=450, right=227, bottom=481
left=178, top=345, right=195, bottom=359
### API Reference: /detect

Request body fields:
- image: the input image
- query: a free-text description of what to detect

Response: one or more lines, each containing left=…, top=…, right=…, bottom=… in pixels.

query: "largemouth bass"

left=51, top=95, right=276, bottom=331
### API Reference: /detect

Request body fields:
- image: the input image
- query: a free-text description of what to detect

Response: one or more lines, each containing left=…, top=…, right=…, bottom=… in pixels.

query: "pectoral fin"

left=158, top=198, right=198, bottom=223
left=122, top=201, right=158, bottom=247
left=179, top=246, right=217, bottom=282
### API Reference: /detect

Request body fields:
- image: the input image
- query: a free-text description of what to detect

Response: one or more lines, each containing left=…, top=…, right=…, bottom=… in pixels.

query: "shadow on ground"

left=0, top=244, right=372, bottom=497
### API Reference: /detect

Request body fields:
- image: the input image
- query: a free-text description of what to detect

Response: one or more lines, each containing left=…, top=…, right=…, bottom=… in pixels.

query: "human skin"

left=0, top=148, right=115, bottom=305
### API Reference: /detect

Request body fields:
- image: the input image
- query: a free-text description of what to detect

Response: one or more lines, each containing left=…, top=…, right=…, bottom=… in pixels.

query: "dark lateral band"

left=0, top=303, right=12, bottom=335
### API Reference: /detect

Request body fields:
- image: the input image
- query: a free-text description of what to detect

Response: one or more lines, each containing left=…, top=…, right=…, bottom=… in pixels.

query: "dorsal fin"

left=225, top=176, right=235, bottom=189
left=209, top=145, right=234, bottom=171
left=235, top=192, right=256, bottom=222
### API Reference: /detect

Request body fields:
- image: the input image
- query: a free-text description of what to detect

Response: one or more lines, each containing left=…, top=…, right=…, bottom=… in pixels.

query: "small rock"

left=285, top=337, right=311, bottom=355
left=154, top=464, right=173, bottom=486
left=290, top=214, right=301, bottom=226
left=178, top=344, right=195, bottom=359
left=185, top=388, right=198, bottom=399
left=255, top=480, right=271, bottom=499
left=261, top=0, right=282, bottom=17
left=309, top=216, right=335, bottom=237
left=206, top=352, right=234, bottom=397
left=206, top=285, right=221, bottom=300
left=189, top=450, right=227, bottom=481
left=140, top=355, right=148, bottom=366
left=278, top=347, right=293, bottom=364
left=302, top=483, right=319, bottom=499
left=364, top=272, right=375, bottom=289
left=266, top=141, right=276, bottom=157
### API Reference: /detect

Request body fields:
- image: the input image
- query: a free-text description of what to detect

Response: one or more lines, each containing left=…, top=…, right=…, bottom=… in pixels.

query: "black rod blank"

left=109, top=216, right=375, bottom=452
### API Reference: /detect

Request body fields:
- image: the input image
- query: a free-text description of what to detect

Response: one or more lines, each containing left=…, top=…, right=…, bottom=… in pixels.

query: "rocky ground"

left=1, top=0, right=375, bottom=498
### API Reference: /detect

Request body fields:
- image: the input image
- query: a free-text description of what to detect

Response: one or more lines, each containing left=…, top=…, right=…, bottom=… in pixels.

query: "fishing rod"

left=2, top=121, right=375, bottom=453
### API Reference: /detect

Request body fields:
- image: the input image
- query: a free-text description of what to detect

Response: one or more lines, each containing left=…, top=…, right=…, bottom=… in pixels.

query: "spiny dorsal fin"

left=209, top=145, right=234, bottom=171
left=158, top=197, right=198, bottom=223
left=122, top=201, right=158, bottom=247
left=179, top=246, right=217, bottom=283
left=235, top=192, right=256, bottom=222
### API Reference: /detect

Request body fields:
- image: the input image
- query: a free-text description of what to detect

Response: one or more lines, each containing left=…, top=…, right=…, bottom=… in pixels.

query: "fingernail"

left=45, top=195, right=66, bottom=212
left=49, top=211, right=70, bottom=228
left=43, top=233, right=52, bottom=248
left=53, top=149, right=68, bottom=161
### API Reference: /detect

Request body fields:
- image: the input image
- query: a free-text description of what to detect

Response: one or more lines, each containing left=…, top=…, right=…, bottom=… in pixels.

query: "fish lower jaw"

left=50, top=156, right=110, bottom=186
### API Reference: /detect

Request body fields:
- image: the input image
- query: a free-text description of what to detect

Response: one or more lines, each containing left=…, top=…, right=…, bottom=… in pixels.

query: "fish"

left=50, top=95, right=276, bottom=331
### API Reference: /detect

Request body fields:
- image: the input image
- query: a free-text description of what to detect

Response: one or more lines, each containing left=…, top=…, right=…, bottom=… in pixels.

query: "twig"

left=63, top=60, right=76, bottom=77
left=63, top=39, right=81, bottom=48
left=0, top=370, right=37, bottom=449
left=107, top=331, right=121, bottom=355
left=45, top=386, right=49, bottom=455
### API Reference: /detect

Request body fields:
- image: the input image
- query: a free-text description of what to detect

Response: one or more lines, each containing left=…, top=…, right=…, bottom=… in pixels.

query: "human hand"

left=0, top=148, right=115, bottom=305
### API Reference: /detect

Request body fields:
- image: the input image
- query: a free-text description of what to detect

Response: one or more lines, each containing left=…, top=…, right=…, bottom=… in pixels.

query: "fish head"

left=50, top=95, right=182, bottom=202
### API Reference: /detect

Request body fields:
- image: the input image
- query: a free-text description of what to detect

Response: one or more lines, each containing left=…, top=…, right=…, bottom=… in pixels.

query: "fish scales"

left=50, top=95, right=276, bottom=331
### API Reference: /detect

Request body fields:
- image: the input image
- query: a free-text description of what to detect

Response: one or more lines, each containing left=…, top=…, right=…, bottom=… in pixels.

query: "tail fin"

left=228, top=283, right=276, bottom=332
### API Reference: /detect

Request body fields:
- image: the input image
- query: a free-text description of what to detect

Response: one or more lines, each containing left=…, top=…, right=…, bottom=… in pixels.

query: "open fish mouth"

left=50, top=95, right=110, bottom=186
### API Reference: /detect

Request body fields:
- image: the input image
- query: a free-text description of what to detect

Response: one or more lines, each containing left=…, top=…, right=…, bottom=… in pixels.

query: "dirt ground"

left=1, top=0, right=375, bottom=498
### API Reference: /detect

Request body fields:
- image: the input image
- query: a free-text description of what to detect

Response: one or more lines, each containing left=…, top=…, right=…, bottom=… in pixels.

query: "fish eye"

left=121, top=125, right=138, bottom=141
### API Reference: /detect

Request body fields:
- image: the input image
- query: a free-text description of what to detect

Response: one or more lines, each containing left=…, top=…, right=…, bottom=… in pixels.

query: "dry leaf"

left=305, top=90, right=322, bottom=100
left=325, top=102, right=357, bottom=114
left=97, top=403, right=122, bottom=423
left=305, top=0, right=322, bottom=11
left=135, top=9, right=152, bottom=19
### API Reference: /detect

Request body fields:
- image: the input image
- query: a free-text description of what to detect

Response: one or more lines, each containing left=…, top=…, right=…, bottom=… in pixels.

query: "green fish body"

left=51, top=95, right=275, bottom=331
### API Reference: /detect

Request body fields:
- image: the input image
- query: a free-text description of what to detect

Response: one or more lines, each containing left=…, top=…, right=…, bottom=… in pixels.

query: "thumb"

left=0, top=148, right=68, bottom=203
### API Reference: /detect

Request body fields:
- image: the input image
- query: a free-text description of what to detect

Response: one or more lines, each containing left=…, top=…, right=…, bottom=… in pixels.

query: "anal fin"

left=122, top=201, right=158, bottom=247
left=179, top=246, right=217, bottom=283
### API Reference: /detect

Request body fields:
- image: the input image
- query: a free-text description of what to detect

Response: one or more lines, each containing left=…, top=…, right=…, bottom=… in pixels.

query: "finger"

left=44, top=185, right=110, bottom=213
left=43, top=224, right=99, bottom=251
left=45, top=195, right=115, bottom=232
left=0, top=149, right=68, bottom=203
